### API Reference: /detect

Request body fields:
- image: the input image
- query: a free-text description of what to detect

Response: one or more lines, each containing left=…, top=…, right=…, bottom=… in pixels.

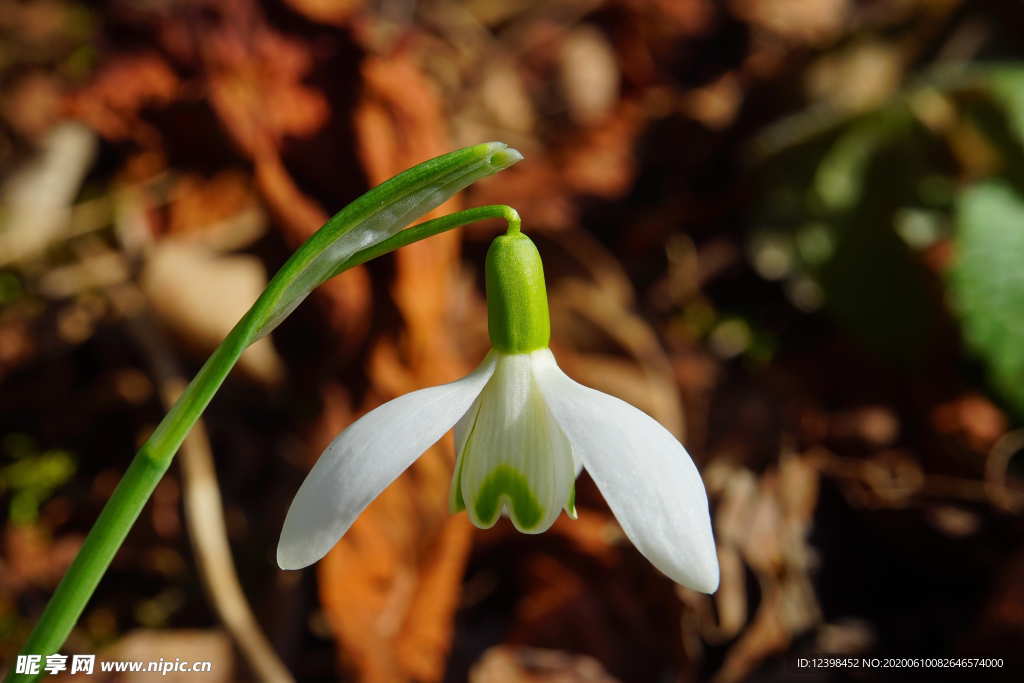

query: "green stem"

left=5, top=205, right=518, bottom=682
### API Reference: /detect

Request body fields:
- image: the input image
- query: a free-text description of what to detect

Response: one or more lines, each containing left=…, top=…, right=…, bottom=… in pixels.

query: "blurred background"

left=2, top=0, right=1024, bottom=681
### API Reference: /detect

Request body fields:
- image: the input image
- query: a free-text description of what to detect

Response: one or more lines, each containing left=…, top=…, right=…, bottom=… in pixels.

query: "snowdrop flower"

left=277, top=224, right=719, bottom=592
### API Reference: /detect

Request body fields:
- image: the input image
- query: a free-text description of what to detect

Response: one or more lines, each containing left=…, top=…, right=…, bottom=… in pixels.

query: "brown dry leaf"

left=681, top=73, right=742, bottom=130
left=559, top=26, right=620, bottom=127
left=66, top=53, right=179, bottom=144
left=3, top=71, right=63, bottom=140
left=196, top=6, right=371, bottom=344
left=1, top=524, right=81, bottom=592
left=933, top=393, right=1008, bottom=453
left=731, top=0, right=849, bottom=46
left=471, top=645, right=620, bottom=683
left=0, top=122, right=97, bottom=267
left=166, top=171, right=266, bottom=251
left=203, top=23, right=328, bottom=158
left=555, top=352, right=680, bottom=437
left=706, top=463, right=757, bottom=640
left=0, top=0, right=70, bottom=43
left=777, top=454, right=820, bottom=534
left=478, top=58, right=536, bottom=135
left=356, top=53, right=466, bottom=381
left=468, top=647, right=614, bottom=683
left=317, top=50, right=473, bottom=683
left=965, top=548, right=1024, bottom=651
left=0, top=319, right=35, bottom=377
left=743, top=475, right=785, bottom=573
left=51, top=629, right=234, bottom=683
left=553, top=276, right=684, bottom=438
left=558, top=101, right=643, bottom=199
left=830, top=405, right=900, bottom=447
left=548, top=509, right=619, bottom=565
left=805, top=40, right=904, bottom=113
left=283, top=0, right=364, bottom=27
left=507, top=553, right=628, bottom=660
left=470, top=157, right=577, bottom=230
left=140, top=240, right=285, bottom=385
left=610, top=0, right=715, bottom=88
left=711, top=579, right=798, bottom=683
left=633, top=0, right=715, bottom=35
left=709, top=455, right=822, bottom=683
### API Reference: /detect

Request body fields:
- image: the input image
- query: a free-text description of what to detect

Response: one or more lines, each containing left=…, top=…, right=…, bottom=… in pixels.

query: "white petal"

left=532, top=350, right=719, bottom=592
left=277, top=353, right=497, bottom=569
left=458, top=352, right=575, bottom=533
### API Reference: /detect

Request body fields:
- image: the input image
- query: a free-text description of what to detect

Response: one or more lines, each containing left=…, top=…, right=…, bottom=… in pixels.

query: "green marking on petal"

left=472, top=464, right=544, bottom=530
left=565, top=480, right=577, bottom=520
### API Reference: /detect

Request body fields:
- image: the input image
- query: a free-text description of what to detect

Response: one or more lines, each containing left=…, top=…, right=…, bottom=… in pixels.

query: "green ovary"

left=471, top=464, right=544, bottom=530
left=485, top=232, right=551, bottom=353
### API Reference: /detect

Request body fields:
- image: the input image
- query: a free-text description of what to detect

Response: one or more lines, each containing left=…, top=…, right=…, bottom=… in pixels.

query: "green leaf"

left=814, top=109, right=913, bottom=212
left=951, top=180, right=1024, bottom=415
left=986, top=66, right=1024, bottom=147
left=814, top=116, right=944, bottom=370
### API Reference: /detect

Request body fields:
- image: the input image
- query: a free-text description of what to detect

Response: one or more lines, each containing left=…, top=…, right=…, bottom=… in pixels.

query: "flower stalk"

left=5, top=143, right=522, bottom=683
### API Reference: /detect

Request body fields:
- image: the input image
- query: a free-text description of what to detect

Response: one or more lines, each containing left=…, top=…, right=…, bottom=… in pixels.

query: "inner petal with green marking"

left=449, top=351, right=576, bottom=534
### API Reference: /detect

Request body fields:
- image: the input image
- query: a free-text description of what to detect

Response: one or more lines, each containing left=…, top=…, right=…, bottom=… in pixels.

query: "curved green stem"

left=5, top=203, right=519, bottom=683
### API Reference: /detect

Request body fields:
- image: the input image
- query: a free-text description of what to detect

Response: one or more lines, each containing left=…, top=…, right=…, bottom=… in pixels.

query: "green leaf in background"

left=811, top=112, right=944, bottom=370
left=0, top=434, right=75, bottom=524
left=986, top=66, right=1024, bottom=148
left=814, top=110, right=912, bottom=212
left=951, top=180, right=1024, bottom=416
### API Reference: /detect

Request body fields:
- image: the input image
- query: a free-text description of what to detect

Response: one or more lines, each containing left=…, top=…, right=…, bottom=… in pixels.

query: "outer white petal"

left=532, top=350, right=719, bottom=592
left=277, top=353, right=497, bottom=569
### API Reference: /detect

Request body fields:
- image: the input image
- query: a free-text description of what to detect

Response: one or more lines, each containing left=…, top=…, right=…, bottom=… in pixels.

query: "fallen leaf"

left=52, top=629, right=234, bottom=683
left=558, top=101, right=642, bottom=199
left=282, top=0, right=364, bottom=27
left=166, top=171, right=267, bottom=251
left=731, top=0, right=849, bottom=46
left=141, top=240, right=284, bottom=385
left=0, top=122, right=96, bottom=266
left=3, top=71, right=63, bottom=140
left=559, top=26, right=620, bottom=126
left=471, top=645, right=619, bottom=683
left=204, top=24, right=328, bottom=157
left=66, top=53, right=179, bottom=144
